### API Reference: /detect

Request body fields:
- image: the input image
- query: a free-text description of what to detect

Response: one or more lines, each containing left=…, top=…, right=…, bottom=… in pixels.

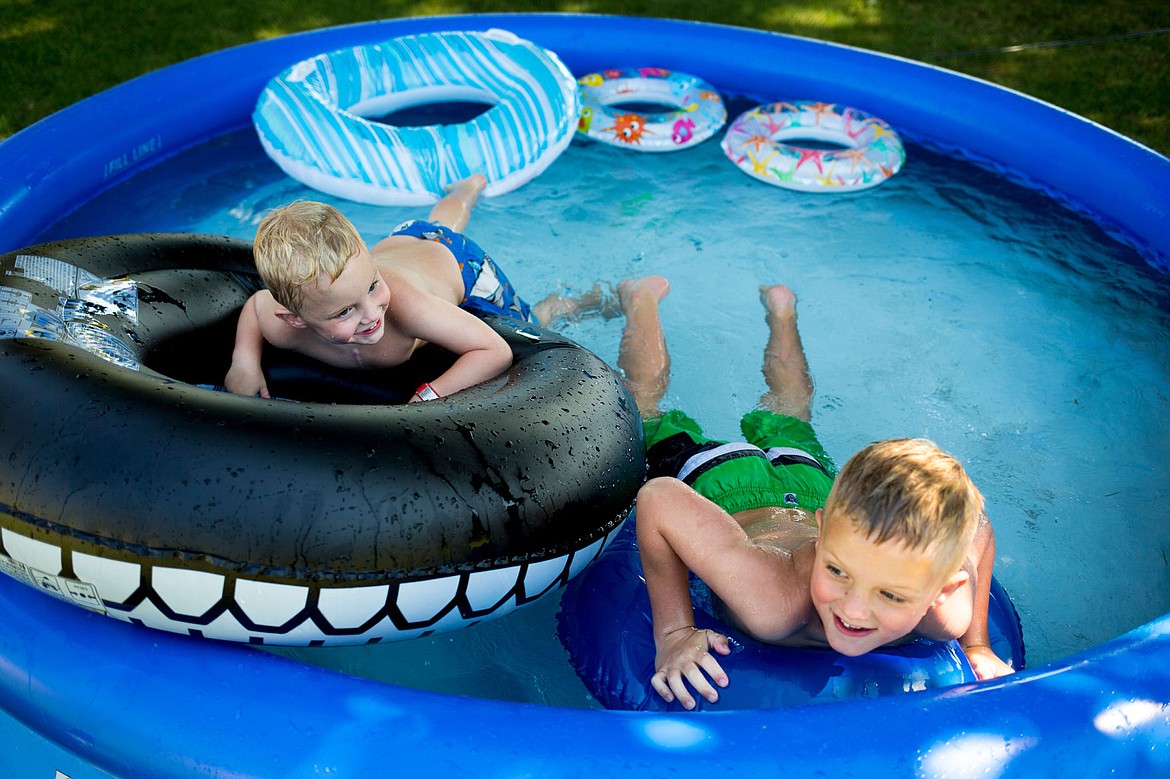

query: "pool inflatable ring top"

left=576, top=67, right=726, bottom=151
left=252, top=29, right=581, bottom=205
left=722, top=100, right=906, bottom=192
left=558, top=516, right=1024, bottom=711
left=0, top=233, right=645, bottom=646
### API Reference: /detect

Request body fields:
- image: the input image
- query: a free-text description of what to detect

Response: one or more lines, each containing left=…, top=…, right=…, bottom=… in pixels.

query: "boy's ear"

left=931, top=569, right=971, bottom=609
left=275, top=309, right=307, bottom=329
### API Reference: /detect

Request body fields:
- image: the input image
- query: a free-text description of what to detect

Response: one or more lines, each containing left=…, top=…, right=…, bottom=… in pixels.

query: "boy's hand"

left=224, top=362, right=271, bottom=398
left=963, top=643, right=1014, bottom=680
left=650, top=626, right=731, bottom=710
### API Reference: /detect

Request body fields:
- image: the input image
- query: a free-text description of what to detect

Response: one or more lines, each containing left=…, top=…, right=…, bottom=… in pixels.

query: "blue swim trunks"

left=390, top=219, right=538, bottom=325
left=643, top=409, right=838, bottom=515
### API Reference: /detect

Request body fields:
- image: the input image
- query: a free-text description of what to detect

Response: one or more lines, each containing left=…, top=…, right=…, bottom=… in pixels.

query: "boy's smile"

left=293, top=249, right=391, bottom=346
left=355, top=318, right=382, bottom=338
left=809, top=511, right=946, bottom=656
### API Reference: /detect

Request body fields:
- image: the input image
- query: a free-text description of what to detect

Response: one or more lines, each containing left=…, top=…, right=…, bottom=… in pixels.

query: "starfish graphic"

left=750, top=149, right=779, bottom=176
left=742, top=132, right=774, bottom=153
left=766, top=164, right=796, bottom=182
left=759, top=111, right=790, bottom=135
left=805, top=101, right=835, bottom=125
left=816, top=171, right=840, bottom=187
left=793, top=147, right=825, bottom=173
left=841, top=147, right=870, bottom=171
left=842, top=110, right=870, bottom=140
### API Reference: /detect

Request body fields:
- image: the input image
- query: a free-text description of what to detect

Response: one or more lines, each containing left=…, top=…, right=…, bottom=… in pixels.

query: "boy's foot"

left=447, top=173, right=487, bottom=197
left=760, top=284, right=797, bottom=319
left=618, top=275, right=671, bottom=314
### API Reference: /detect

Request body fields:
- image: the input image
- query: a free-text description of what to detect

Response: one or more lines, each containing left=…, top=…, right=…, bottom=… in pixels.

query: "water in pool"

left=40, top=106, right=1170, bottom=709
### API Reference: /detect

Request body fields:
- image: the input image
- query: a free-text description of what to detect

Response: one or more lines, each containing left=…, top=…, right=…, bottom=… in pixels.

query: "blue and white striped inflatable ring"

left=576, top=67, right=726, bottom=152
left=253, top=29, right=581, bottom=205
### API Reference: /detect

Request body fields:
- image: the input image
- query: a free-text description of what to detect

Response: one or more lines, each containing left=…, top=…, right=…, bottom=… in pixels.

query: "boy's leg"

left=758, top=285, right=813, bottom=423
left=427, top=174, right=487, bottom=231
left=530, top=282, right=621, bottom=326
left=616, top=275, right=672, bottom=417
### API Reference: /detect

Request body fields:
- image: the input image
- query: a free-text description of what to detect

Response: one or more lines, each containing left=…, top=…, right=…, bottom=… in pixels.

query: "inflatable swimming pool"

left=1, top=13, right=1168, bottom=778
left=0, top=232, right=642, bottom=645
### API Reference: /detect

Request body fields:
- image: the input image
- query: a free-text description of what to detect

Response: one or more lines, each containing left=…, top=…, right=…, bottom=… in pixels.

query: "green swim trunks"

left=643, top=409, right=838, bottom=515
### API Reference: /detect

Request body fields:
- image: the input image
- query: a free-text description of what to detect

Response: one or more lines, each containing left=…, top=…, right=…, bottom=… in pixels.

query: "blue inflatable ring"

left=253, top=29, right=581, bottom=205
left=558, top=515, right=1025, bottom=711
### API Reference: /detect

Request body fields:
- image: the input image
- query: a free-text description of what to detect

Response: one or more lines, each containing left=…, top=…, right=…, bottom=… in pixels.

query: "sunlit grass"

left=761, top=0, right=882, bottom=31
left=0, top=15, right=57, bottom=41
left=255, top=26, right=296, bottom=41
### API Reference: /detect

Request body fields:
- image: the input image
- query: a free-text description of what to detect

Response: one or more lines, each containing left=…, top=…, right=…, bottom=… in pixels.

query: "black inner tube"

left=0, top=233, right=646, bottom=583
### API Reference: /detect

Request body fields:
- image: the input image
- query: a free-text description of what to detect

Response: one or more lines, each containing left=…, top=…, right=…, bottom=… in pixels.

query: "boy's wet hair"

left=823, top=438, right=983, bottom=576
left=253, top=201, right=365, bottom=313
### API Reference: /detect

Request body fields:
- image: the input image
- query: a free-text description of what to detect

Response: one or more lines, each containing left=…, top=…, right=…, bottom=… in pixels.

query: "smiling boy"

left=615, top=276, right=1014, bottom=710
left=225, top=174, right=591, bottom=400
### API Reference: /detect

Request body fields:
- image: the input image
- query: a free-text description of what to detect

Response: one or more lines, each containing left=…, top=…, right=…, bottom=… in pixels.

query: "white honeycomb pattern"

left=0, top=525, right=618, bottom=646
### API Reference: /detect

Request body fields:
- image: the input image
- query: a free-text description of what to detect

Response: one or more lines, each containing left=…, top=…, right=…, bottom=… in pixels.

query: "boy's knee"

left=638, top=476, right=690, bottom=505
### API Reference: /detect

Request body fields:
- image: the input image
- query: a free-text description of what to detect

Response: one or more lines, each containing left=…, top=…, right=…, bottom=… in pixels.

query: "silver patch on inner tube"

left=7, top=253, right=103, bottom=295
left=6, top=254, right=137, bottom=323
left=2, top=256, right=140, bottom=369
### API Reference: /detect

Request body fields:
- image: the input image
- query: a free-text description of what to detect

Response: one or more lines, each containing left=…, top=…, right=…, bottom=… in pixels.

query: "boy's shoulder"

left=716, top=531, right=820, bottom=645
left=252, top=291, right=308, bottom=349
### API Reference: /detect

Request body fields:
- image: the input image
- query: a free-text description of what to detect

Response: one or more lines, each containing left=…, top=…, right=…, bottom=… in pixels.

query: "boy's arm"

left=636, top=477, right=809, bottom=709
left=223, top=294, right=271, bottom=398
left=387, top=282, right=512, bottom=400
left=958, top=514, right=1015, bottom=679
left=917, top=512, right=1014, bottom=678
left=426, top=174, right=487, bottom=231
left=636, top=478, right=731, bottom=710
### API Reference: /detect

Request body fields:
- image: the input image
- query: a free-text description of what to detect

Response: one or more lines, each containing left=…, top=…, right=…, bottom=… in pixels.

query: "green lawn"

left=2, top=0, right=1168, bottom=155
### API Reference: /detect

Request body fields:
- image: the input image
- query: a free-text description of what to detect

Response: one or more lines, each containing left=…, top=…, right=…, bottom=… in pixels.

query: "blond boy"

left=615, top=276, right=1014, bottom=710
left=225, top=175, right=585, bottom=400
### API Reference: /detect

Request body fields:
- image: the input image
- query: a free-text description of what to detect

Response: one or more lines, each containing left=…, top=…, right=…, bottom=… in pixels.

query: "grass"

left=1, top=0, right=1168, bottom=155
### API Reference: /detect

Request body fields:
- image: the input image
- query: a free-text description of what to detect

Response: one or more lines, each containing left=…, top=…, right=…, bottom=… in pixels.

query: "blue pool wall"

left=3, top=575, right=1169, bottom=777
left=1, top=13, right=1169, bottom=779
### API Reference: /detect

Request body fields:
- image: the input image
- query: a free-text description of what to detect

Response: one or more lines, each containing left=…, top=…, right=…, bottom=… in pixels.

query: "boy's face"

left=291, top=249, right=391, bottom=345
left=809, top=511, right=947, bottom=656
